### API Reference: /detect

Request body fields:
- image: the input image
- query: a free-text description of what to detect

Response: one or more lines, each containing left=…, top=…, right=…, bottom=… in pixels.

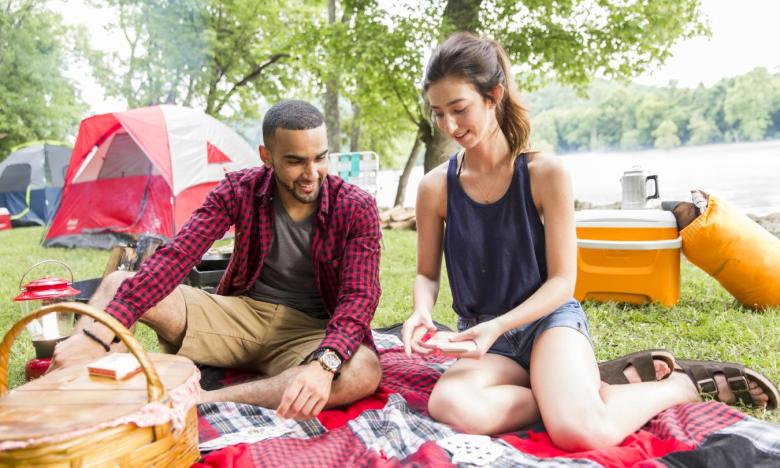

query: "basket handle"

left=0, top=302, right=165, bottom=404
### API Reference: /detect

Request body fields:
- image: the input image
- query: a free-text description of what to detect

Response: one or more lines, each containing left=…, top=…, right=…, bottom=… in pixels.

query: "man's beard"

left=274, top=172, right=321, bottom=204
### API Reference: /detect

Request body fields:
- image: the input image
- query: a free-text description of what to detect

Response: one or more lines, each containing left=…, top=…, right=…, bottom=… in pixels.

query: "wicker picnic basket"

left=0, top=302, right=200, bottom=467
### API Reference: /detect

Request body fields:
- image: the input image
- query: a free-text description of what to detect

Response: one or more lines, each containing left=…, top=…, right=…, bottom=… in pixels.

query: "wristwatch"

left=311, top=348, right=343, bottom=375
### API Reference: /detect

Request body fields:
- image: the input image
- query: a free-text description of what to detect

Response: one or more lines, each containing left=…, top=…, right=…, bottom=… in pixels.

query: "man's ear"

left=258, top=144, right=272, bottom=167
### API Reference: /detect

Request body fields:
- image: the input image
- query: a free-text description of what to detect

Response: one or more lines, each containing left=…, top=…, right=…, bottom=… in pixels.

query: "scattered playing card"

left=437, top=434, right=503, bottom=466
left=199, top=425, right=294, bottom=451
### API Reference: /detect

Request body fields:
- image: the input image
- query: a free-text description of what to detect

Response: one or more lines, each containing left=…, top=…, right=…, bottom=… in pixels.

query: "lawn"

left=1, top=226, right=778, bottom=424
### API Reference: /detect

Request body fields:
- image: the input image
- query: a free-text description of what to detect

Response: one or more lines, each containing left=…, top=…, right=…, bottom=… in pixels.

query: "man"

left=50, top=100, right=383, bottom=420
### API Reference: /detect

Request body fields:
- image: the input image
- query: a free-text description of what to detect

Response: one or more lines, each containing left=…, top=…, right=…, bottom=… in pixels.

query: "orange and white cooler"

left=0, top=207, right=11, bottom=231
left=574, top=210, right=681, bottom=307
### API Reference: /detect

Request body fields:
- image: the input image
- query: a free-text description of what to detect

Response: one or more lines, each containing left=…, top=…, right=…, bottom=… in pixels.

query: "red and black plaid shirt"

left=105, top=166, right=382, bottom=361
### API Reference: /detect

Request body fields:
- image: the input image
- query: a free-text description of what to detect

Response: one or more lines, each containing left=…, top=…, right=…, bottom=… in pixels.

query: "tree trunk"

left=423, top=129, right=460, bottom=173
left=422, top=0, right=483, bottom=172
left=324, top=0, right=341, bottom=152
left=394, top=129, right=423, bottom=207
left=441, top=0, right=482, bottom=33
left=350, top=102, right=361, bottom=151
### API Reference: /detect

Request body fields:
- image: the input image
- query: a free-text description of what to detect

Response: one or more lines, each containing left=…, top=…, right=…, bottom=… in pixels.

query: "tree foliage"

left=0, top=0, right=84, bottom=157
left=526, top=68, right=780, bottom=154
left=490, top=0, right=707, bottom=90
left=296, top=0, right=438, bottom=163
left=653, top=119, right=679, bottom=149
left=415, top=0, right=709, bottom=168
left=724, top=68, right=779, bottom=141
left=85, top=0, right=315, bottom=118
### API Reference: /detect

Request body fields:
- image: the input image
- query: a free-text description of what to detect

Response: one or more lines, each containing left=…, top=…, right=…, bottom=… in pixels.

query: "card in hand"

left=424, top=334, right=477, bottom=353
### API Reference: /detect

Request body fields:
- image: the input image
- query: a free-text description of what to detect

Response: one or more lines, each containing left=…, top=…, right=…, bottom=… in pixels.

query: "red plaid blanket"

left=193, top=333, right=780, bottom=467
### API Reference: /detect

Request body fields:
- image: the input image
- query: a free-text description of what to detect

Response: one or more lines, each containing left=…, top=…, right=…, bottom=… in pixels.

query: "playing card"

left=424, top=336, right=477, bottom=353
left=199, top=425, right=294, bottom=451
left=437, top=434, right=503, bottom=466
left=451, top=443, right=504, bottom=466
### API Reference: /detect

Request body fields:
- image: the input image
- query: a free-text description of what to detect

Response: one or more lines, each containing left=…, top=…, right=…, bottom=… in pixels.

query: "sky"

left=51, top=0, right=780, bottom=113
left=634, top=0, right=780, bottom=88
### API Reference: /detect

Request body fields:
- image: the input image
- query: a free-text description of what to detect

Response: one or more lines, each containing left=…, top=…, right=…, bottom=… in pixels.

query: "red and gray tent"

left=44, top=105, right=258, bottom=249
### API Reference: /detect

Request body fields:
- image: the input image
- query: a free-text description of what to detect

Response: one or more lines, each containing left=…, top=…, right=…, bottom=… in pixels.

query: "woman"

left=401, top=32, right=771, bottom=451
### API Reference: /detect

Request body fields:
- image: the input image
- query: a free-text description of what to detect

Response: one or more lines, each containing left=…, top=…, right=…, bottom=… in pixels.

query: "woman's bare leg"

left=530, top=327, right=699, bottom=451
left=428, top=354, right=539, bottom=434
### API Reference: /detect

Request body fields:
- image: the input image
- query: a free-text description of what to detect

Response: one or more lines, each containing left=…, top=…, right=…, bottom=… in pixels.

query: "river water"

left=376, top=140, right=780, bottom=216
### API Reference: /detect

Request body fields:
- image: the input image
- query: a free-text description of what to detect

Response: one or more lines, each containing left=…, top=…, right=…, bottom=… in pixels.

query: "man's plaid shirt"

left=105, top=166, right=382, bottom=360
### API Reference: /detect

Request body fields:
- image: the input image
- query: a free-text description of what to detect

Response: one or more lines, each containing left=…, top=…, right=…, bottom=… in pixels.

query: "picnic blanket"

left=194, top=332, right=780, bottom=467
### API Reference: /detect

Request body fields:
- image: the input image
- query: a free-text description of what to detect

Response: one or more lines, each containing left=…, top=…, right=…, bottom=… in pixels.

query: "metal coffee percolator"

left=620, top=166, right=659, bottom=210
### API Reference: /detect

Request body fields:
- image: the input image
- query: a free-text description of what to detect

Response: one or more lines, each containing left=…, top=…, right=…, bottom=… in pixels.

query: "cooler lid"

left=575, top=209, right=677, bottom=228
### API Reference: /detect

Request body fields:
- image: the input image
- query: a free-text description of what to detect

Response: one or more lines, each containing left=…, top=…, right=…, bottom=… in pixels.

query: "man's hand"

left=47, top=326, right=111, bottom=373
left=276, top=361, right=335, bottom=420
left=402, top=310, right=437, bottom=357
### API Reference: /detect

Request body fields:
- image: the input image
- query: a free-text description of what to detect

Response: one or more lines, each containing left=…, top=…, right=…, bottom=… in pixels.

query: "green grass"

left=2, top=227, right=778, bottom=424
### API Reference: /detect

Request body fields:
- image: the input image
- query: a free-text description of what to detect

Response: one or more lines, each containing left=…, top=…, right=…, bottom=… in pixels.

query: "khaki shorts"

left=166, top=285, right=328, bottom=376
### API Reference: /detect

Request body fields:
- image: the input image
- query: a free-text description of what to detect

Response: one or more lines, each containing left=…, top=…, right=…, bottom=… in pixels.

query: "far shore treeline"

left=527, top=68, right=780, bottom=154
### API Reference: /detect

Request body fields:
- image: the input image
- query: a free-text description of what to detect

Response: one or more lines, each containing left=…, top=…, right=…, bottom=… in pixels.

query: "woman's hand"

left=445, top=320, right=503, bottom=359
left=402, top=310, right=437, bottom=356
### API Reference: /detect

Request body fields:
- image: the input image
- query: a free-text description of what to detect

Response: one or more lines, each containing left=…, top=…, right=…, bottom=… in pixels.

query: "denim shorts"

left=457, top=299, right=591, bottom=370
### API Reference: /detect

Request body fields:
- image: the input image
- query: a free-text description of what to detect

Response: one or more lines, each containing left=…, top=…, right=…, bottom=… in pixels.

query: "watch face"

left=321, top=352, right=341, bottom=371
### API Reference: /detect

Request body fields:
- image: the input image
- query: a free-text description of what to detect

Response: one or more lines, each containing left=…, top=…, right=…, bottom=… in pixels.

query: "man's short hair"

left=262, top=100, right=325, bottom=147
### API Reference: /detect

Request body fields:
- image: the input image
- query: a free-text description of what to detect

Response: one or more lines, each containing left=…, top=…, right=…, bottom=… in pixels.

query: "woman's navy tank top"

left=443, top=152, right=547, bottom=319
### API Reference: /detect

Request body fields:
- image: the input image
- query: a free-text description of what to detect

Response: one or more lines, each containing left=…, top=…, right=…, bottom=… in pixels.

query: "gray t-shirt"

left=248, top=197, right=327, bottom=319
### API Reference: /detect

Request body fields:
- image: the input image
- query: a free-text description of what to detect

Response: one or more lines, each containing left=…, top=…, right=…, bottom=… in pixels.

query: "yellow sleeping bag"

left=681, top=195, right=780, bottom=310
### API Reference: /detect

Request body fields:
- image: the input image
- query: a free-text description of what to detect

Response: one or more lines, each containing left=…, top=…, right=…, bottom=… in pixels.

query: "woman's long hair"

left=423, top=32, right=531, bottom=157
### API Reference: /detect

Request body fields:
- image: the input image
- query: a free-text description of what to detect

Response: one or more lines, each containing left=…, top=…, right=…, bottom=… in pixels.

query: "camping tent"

left=44, top=105, right=258, bottom=249
left=0, top=143, right=71, bottom=226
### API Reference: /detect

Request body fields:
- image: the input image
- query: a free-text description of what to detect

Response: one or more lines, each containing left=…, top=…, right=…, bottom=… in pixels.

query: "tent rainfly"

left=44, top=105, right=258, bottom=249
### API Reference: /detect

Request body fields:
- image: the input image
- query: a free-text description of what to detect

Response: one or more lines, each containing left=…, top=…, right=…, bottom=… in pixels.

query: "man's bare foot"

left=623, top=359, right=672, bottom=384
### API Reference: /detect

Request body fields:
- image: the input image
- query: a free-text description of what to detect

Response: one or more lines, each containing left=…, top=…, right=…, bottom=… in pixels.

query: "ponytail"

left=491, top=41, right=531, bottom=157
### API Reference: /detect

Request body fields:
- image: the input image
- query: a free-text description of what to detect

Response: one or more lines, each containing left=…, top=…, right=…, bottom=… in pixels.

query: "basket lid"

left=14, top=277, right=80, bottom=302
left=0, top=354, right=195, bottom=442
left=575, top=209, right=677, bottom=228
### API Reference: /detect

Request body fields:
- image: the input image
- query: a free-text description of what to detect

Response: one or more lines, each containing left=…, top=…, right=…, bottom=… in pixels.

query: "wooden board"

left=0, top=353, right=196, bottom=441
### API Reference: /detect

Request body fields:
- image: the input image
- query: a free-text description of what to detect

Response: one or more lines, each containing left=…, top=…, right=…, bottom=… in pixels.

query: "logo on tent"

left=207, top=142, right=233, bottom=164
left=66, top=219, right=79, bottom=231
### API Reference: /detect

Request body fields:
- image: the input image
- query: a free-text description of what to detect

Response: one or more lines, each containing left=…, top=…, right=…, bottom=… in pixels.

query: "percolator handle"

left=646, top=175, right=660, bottom=200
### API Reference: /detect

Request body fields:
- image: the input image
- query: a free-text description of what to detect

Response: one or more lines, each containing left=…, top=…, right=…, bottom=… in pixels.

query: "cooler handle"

left=577, top=237, right=681, bottom=251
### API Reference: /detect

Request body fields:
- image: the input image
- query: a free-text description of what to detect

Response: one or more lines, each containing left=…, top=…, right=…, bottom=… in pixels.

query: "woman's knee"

left=428, top=386, right=490, bottom=433
left=546, top=415, right=621, bottom=451
left=428, top=388, right=464, bottom=422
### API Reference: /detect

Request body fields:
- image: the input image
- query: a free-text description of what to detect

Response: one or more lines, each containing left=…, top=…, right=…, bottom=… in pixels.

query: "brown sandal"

left=675, top=359, right=779, bottom=410
left=598, top=349, right=677, bottom=385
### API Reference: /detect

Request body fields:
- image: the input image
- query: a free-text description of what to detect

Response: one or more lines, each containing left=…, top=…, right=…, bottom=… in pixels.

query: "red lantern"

left=13, top=261, right=80, bottom=370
